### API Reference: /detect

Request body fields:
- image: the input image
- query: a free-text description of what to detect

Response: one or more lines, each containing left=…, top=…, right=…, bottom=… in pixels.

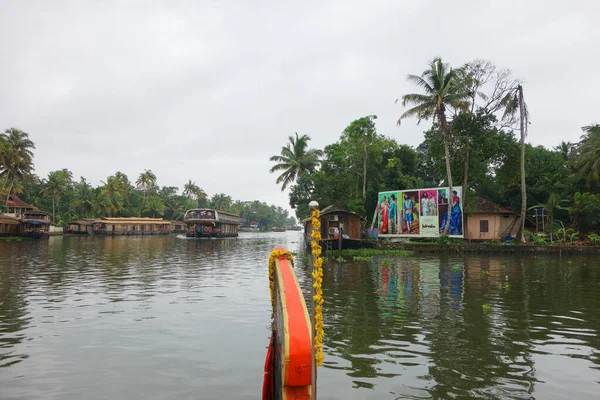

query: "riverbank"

left=374, top=240, right=600, bottom=254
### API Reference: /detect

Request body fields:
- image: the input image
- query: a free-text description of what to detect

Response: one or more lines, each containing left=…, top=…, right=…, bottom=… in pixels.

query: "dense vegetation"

left=0, top=131, right=295, bottom=229
left=270, top=59, right=600, bottom=238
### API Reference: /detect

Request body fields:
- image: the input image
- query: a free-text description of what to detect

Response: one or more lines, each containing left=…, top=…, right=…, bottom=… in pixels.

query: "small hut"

left=303, top=205, right=363, bottom=250
left=465, top=197, right=519, bottom=241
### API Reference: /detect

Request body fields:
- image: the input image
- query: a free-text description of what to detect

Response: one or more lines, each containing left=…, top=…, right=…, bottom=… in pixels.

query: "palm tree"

left=397, top=58, right=469, bottom=235
left=502, top=85, right=529, bottom=242
left=183, top=180, right=199, bottom=200
left=0, top=128, right=35, bottom=206
left=136, top=169, right=157, bottom=204
left=269, top=132, right=323, bottom=191
left=144, top=195, right=165, bottom=218
left=570, top=124, right=600, bottom=185
left=41, top=169, right=73, bottom=221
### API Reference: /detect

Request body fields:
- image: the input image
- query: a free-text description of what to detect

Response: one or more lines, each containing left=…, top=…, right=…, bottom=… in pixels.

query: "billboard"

left=376, top=187, right=463, bottom=238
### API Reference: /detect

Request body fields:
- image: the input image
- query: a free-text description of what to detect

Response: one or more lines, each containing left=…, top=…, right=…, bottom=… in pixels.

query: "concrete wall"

left=466, top=214, right=519, bottom=241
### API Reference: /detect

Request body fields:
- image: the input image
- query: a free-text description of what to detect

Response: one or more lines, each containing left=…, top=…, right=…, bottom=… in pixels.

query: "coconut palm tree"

left=136, top=169, right=157, bottom=203
left=0, top=128, right=35, bottom=206
left=397, top=57, right=469, bottom=235
left=269, top=132, right=323, bottom=191
left=41, top=169, right=73, bottom=221
left=502, top=84, right=530, bottom=242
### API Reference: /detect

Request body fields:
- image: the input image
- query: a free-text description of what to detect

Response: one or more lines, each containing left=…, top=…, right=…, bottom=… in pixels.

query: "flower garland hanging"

left=310, top=207, right=325, bottom=366
left=268, top=248, right=294, bottom=315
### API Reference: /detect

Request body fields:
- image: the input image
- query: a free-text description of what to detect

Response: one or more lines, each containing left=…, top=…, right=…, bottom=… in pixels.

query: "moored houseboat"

left=68, top=218, right=96, bottom=234
left=184, top=208, right=240, bottom=238
left=170, top=220, right=186, bottom=233
left=0, top=214, right=20, bottom=236
left=92, top=217, right=171, bottom=235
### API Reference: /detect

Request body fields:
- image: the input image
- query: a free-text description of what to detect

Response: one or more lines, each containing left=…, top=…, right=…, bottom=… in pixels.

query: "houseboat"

left=272, top=227, right=286, bottom=232
left=184, top=208, right=240, bottom=238
left=92, top=217, right=171, bottom=235
left=5, top=194, right=51, bottom=238
left=0, top=214, right=20, bottom=236
left=170, top=220, right=187, bottom=233
left=68, top=218, right=96, bottom=234
left=303, top=204, right=366, bottom=251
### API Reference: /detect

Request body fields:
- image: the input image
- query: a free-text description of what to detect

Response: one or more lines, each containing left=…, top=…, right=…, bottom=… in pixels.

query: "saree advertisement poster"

left=377, top=187, right=463, bottom=238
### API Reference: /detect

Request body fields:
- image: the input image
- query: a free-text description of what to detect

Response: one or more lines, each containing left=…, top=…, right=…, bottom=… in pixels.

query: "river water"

left=1, top=233, right=599, bottom=399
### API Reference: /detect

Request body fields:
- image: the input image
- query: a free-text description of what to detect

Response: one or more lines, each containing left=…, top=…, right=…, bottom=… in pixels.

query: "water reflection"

left=1, top=236, right=600, bottom=399
left=318, top=254, right=600, bottom=399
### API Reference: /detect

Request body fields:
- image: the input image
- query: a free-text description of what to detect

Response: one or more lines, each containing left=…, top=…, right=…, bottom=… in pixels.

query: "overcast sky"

left=1, top=0, right=598, bottom=215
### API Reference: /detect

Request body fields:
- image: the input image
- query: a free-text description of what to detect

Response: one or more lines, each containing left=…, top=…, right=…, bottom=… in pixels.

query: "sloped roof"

left=0, top=214, right=20, bottom=225
left=6, top=194, right=38, bottom=210
left=98, top=217, right=168, bottom=224
left=474, top=197, right=517, bottom=214
left=320, top=204, right=359, bottom=216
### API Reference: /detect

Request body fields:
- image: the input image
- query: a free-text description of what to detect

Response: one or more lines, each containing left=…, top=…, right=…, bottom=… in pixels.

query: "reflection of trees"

left=321, top=260, right=384, bottom=380
left=0, top=243, right=31, bottom=367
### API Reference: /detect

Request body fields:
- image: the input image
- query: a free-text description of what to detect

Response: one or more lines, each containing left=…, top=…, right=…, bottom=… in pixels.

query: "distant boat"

left=272, top=227, right=286, bottom=232
left=184, top=208, right=240, bottom=238
left=288, top=225, right=302, bottom=231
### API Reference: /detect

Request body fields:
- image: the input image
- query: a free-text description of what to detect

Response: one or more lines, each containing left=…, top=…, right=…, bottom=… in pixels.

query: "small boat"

left=272, top=227, right=286, bottom=232
left=184, top=208, right=240, bottom=238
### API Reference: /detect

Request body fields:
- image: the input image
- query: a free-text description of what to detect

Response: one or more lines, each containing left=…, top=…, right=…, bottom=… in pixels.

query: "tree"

left=0, top=128, right=35, bottom=206
left=136, top=169, right=157, bottom=204
left=397, top=57, right=469, bottom=234
left=269, top=132, right=323, bottom=191
left=144, top=195, right=165, bottom=218
left=41, top=169, right=73, bottom=221
left=570, top=124, right=600, bottom=185
left=502, top=85, right=530, bottom=242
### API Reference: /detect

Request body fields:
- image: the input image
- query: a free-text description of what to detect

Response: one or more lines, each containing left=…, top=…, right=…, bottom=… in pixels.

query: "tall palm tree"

left=269, top=132, right=323, bottom=191
left=502, top=85, right=529, bottom=242
left=0, top=128, right=35, bottom=206
left=136, top=169, right=157, bottom=203
left=183, top=180, right=198, bottom=199
left=397, top=58, right=469, bottom=235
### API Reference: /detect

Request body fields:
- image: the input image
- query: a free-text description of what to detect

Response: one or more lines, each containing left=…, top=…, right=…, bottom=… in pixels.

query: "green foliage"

left=436, top=236, right=453, bottom=245
left=571, top=192, right=600, bottom=233
left=587, top=233, right=600, bottom=244
left=482, top=304, right=491, bottom=313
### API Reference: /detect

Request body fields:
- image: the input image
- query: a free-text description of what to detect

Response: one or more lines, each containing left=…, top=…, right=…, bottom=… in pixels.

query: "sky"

left=1, top=0, right=599, bottom=215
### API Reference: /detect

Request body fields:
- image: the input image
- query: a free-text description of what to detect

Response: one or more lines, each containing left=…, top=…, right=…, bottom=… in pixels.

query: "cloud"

left=1, top=0, right=599, bottom=215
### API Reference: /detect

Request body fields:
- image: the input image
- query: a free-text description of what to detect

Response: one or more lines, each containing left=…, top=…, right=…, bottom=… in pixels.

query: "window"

left=480, top=220, right=489, bottom=233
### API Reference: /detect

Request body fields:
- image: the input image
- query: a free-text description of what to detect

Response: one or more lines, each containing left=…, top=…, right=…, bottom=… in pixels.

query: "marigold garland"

left=268, top=248, right=294, bottom=315
left=310, top=208, right=325, bottom=367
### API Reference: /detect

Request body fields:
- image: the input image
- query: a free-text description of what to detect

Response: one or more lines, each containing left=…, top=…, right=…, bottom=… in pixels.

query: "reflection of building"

left=465, top=198, right=519, bottom=241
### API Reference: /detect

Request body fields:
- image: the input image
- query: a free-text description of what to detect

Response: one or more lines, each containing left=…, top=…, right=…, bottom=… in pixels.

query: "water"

left=1, top=234, right=600, bottom=399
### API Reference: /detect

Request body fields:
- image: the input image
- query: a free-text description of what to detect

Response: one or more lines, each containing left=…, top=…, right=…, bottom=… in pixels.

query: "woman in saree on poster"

left=380, top=196, right=389, bottom=234
left=389, top=194, right=397, bottom=234
left=440, top=189, right=462, bottom=235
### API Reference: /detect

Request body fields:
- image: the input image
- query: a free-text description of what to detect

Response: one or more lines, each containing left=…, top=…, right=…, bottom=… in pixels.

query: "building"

left=3, top=194, right=51, bottom=237
left=68, top=219, right=96, bottom=234
left=303, top=205, right=364, bottom=250
left=465, top=197, right=519, bottom=241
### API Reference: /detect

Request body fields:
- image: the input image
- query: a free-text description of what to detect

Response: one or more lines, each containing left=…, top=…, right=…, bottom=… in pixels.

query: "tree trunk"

left=52, top=198, right=56, bottom=222
left=518, top=85, right=527, bottom=243
left=5, top=182, right=13, bottom=207
left=442, top=136, right=453, bottom=236
left=362, top=144, right=367, bottom=208
left=439, top=112, right=453, bottom=236
left=462, top=149, right=469, bottom=208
